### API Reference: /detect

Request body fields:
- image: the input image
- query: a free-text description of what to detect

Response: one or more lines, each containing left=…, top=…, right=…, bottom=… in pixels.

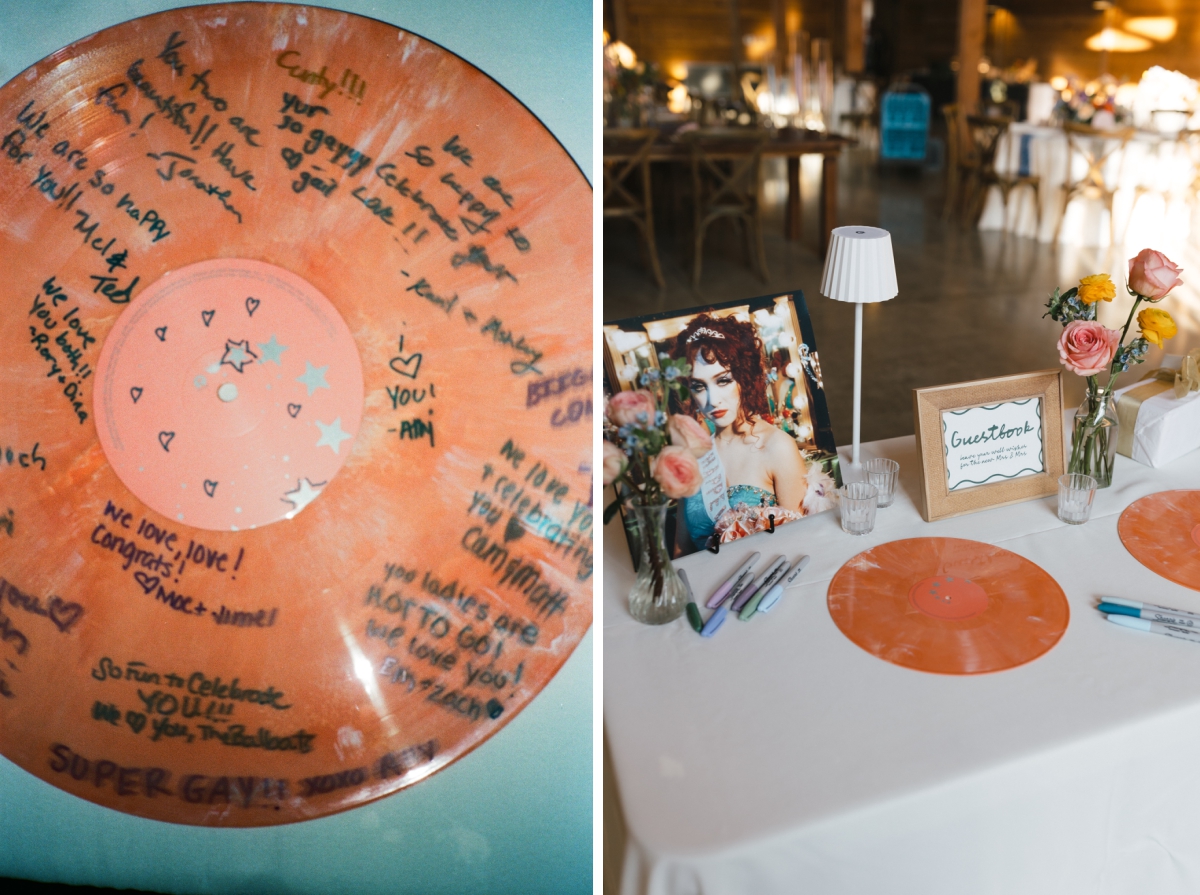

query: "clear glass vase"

left=624, top=502, right=687, bottom=625
left=1069, top=385, right=1119, bottom=488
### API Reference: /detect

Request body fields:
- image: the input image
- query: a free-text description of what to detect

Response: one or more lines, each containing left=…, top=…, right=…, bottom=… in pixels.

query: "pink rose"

left=667, top=414, right=713, bottom=458
left=651, top=446, right=702, bottom=499
left=1128, top=249, right=1182, bottom=301
left=606, top=390, right=656, bottom=427
left=602, top=441, right=627, bottom=486
left=1058, top=320, right=1120, bottom=377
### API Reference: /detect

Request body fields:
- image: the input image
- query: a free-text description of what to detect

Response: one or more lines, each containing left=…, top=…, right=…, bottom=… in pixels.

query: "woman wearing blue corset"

left=671, top=313, right=809, bottom=553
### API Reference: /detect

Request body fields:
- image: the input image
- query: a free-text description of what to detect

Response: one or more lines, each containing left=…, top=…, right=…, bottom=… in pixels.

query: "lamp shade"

left=820, top=226, right=899, bottom=304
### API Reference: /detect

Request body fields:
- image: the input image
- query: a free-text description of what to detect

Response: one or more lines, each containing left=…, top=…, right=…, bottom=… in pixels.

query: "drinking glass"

left=1057, top=473, right=1097, bottom=525
left=864, top=458, right=899, bottom=507
left=840, top=482, right=879, bottom=535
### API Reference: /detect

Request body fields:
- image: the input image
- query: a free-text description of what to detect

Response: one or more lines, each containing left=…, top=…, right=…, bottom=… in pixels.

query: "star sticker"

left=220, top=339, right=258, bottom=373
left=296, top=361, right=330, bottom=396
left=257, top=334, right=288, bottom=365
left=315, top=417, right=354, bottom=454
left=282, top=478, right=325, bottom=514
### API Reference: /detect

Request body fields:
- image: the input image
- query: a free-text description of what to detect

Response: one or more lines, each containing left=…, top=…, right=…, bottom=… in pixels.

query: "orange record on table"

left=827, top=538, right=1069, bottom=674
left=0, top=4, right=592, bottom=825
left=1118, top=491, right=1200, bottom=590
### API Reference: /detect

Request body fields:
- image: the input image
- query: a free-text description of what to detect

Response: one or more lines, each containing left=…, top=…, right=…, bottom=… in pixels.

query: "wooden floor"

left=603, top=148, right=1200, bottom=445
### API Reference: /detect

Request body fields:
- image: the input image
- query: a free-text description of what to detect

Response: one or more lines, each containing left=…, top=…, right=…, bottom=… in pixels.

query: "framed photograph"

left=913, top=370, right=1065, bottom=522
left=603, top=291, right=841, bottom=558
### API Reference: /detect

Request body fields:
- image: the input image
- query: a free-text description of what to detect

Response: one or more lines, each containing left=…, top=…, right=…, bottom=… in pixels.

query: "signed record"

left=1119, top=491, right=1200, bottom=591
left=0, top=4, right=592, bottom=825
left=827, top=538, right=1068, bottom=674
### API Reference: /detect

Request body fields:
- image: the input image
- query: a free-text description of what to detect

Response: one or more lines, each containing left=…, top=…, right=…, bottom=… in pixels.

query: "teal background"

left=0, top=2, right=593, bottom=892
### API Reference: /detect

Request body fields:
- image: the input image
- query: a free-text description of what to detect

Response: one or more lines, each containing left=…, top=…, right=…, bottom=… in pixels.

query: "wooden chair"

left=942, top=104, right=979, bottom=223
left=962, top=115, right=1010, bottom=225
left=603, top=128, right=665, bottom=288
left=683, top=128, right=769, bottom=288
left=964, top=115, right=1041, bottom=233
left=1055, top=123, right=1135, bottom=246
left=995, top=127, right=1042, bottom=234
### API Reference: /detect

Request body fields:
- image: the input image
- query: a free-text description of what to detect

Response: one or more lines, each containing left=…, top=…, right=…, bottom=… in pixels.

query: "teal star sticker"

left=314, top=417, right=353, bottom=454
left=257, top=334, right=288, bottom=365
left=296, top=361, right=330, bottom=396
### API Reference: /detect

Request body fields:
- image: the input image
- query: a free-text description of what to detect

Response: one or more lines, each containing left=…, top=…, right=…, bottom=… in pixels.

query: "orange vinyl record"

left=0, top=4, right=592, bottom=825
left=1118, top=491, right=1200, bottom=590
left=827, top=538, right=1069, bottom=674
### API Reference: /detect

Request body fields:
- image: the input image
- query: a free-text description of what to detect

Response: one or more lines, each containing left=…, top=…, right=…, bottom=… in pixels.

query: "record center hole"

left=217, top=383, right=238, bottom=403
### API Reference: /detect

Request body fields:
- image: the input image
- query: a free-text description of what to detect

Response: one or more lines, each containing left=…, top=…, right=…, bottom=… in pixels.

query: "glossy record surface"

left=827, top=538, right=1069, bottom=674
left=0, top=3, right=592, bottom=825
left=1119, top=490, right=1200, bottom=591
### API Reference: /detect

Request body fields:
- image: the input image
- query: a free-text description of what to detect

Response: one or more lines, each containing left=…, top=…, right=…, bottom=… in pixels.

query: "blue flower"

left=655, top=411, right=668, bottom=426
left=664, top=367, right=680, bottom=381
left=638, top=368, right=661, bottom=386
left=625, top=434, right=642, bottom=450
left=635, top=411, right=649, bottom=424
left=618, top=424, right=633, bottom=438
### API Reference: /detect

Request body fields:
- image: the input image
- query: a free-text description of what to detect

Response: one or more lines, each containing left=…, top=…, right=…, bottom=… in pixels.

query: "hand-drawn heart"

left=47, top=597, right=84, bottom=633
left=125, top=711, right=147, bottom=734
left=245, top=296, right=260, bottom=316
left=201, top=309, right=215, bottom=327
left=203, top=480, right=218, bottom=497
left=133, top=571, right=159, bottom=595
left=158, top=431, right=175, bottom=452
left=154, top=326, right=168, bottom=341
left=504, top=515, right=525, bottom=542
left=130, top=387, right=143, bottom=403
left=390, top=353, right=422, bottom=379
left=287, top=403, right=301, bottom=418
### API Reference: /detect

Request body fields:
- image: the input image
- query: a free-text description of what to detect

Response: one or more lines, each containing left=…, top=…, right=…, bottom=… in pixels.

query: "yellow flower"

left=1078, top=273, right=1116, bottom=304
left=1138, top=307, right=1177, bottom=347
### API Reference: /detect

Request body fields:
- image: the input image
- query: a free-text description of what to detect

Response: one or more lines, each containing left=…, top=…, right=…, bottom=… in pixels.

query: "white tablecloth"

left=977, top=124, right=1198, bottom=247
left=605, top=435, right=1200, bottom=895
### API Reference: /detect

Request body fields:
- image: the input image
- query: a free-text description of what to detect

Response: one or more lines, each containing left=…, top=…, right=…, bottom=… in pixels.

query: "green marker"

left=679, top=570, right=704, bottom=633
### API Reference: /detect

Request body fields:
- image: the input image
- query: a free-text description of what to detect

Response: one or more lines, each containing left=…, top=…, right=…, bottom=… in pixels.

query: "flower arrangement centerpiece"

left=603, top=356, right=709, bottom=625
left=1046, top=248, right=1182, bottom=487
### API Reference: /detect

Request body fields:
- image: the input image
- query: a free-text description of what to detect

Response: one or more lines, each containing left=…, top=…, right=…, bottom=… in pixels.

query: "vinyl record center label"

left=95, top=260, right=363, bottom=530
left=0, top=4, right=592, bottom=826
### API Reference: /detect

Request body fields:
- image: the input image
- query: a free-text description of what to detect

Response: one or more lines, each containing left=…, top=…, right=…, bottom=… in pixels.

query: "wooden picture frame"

left=913, top=370, right=1065, bottom=521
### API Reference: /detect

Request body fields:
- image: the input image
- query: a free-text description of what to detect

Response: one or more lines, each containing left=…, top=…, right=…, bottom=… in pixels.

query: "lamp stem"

left=853, top=301, right=862, bottom=468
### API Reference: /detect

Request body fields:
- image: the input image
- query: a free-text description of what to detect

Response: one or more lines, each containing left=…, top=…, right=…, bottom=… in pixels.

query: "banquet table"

left=977, top=123, right=1197, bottom=247
left=641, top=129, right=854, bottom=255
left=605, top=434, right=1200, bottom=895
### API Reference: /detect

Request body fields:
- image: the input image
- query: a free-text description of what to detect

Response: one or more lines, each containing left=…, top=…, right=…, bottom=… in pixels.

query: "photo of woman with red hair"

left=603, top=292, right=840, bottom=557
left=670, top=313, right=824, bottom=552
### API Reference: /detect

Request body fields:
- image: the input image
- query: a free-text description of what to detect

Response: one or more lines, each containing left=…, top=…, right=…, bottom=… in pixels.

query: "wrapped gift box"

left=1114, top=353, right=1200, bottom=467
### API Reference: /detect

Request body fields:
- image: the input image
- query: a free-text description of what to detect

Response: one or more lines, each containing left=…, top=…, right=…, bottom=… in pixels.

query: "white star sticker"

left=281, top=478, right=324, bottom=515
left=257, top=334, right=288, bottom=365
left=296, top=361, right=330, bottom=396
left=314, top=417, right=353, bottom=454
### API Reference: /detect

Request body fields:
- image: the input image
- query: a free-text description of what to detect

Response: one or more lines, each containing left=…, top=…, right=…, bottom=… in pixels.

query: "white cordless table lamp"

left=819, top=226, right=899, bottom=469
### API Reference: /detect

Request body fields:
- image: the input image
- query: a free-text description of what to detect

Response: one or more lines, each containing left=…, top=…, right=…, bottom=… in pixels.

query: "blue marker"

left=1098, top=601, right=1200, bottom=629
